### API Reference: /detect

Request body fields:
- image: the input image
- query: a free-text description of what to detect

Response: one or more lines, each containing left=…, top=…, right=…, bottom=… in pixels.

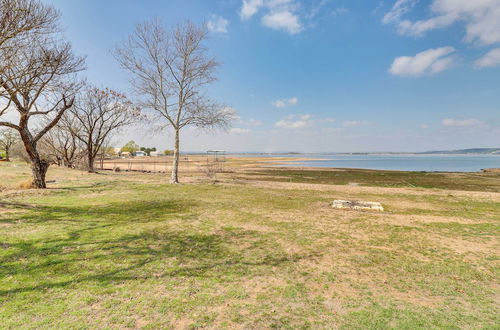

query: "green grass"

left=247, top=168, right=500, bottom=192
left=0, top=162, right=499, bottom=328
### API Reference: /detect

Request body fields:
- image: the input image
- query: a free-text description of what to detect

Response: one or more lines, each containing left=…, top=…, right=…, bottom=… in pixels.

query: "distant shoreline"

left=182, top=148, right=500, bottom=156
left=229, top=154, right=500, bottom=173
left=219, top=152, right=500, bottom=157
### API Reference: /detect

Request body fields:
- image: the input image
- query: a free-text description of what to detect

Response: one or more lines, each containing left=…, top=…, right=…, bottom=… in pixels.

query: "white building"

left=134, top=151, right=147, bottom=157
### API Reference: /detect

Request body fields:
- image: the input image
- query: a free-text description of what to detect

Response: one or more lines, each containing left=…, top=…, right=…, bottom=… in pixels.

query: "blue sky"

left=44, top=0, right=500, bottom=152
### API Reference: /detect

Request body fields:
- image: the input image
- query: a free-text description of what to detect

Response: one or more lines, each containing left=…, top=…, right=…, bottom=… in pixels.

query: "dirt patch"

left=372, top=213, right=490, bottom=225
left=482, top=168, right=500, bottom=173
left=389, top=289, right=446, bottom=308
left=428, top=235, right=499, bottom=254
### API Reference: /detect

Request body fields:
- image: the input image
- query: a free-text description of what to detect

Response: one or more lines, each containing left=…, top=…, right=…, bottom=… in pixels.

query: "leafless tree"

left=0, top=127, right=17, bottom=160
left=69, top=85, right=139, bottom=173
left=39, top=114, right=83, bottom=167
left=0, top=0, right=85, bottom=188
left=0, top=0, right=59, bottom=49
left=115, top=20, right=235, bottom=184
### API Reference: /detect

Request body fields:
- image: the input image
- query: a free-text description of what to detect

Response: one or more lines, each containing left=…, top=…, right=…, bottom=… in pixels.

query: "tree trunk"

left=5, top=148, right=9, bottom=161
left=171, top=129, right=180, bottom=184
left=88, top=152, right=95, bottom=173
left=31, top=157, right=49, bottom=189
left=18, top=128, right=49, bottom=189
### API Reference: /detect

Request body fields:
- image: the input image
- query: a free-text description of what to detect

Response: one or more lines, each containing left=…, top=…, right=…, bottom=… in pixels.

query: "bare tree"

left=39, top=114, right=83, bottom=167
left=0, top=0, right=59, bottom=49
left=0, top=127, right=17, bottom=160
left=115, top=20, right=235, bottom=183
left=0, top=0, right=85, bottom=188
left=69, top=85, right=138, bottom=173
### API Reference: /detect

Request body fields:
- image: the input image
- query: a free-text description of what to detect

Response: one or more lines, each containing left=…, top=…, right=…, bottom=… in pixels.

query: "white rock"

left=332, top=200, right=384, bottom=211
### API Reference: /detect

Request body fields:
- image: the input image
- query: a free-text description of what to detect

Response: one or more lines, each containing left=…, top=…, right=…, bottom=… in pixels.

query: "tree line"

left=0, top=0, right=234, bottom=188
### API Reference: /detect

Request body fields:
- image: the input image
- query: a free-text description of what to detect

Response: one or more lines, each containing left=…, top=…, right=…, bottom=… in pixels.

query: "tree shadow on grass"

left=0, top=202, right=38, bottom=210
left=0, top=198, right=191, bottom=225
left=0, top=199, right=317, bottom=297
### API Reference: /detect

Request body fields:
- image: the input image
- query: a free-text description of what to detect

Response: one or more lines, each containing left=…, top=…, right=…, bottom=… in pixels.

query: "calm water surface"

left=232, top=154, right=500, bottom=172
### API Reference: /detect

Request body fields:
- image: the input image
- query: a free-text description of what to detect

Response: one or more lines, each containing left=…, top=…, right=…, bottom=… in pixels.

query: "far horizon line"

left=178, top=147, right=500, bottom=155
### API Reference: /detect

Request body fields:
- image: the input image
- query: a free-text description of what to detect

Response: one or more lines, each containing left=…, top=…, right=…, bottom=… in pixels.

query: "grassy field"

left=0, top=160, right=499, bottom=328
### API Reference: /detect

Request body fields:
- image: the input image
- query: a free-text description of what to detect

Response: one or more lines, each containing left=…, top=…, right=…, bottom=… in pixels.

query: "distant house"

left=120, top=151, right=131, bottom=158
left=134, top=151, right=147, bottom=157
left=150, top=151, right=160, bottom=157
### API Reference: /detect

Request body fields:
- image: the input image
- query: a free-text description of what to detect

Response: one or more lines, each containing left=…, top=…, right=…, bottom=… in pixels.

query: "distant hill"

left=421, top=148, right=500, bottom=155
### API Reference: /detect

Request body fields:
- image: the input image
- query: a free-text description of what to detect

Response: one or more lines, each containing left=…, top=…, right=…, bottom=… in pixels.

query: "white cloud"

left=230, top=127, right=251, bottom=134
left=389, top=46, right=456, bottom=77
left=239, top=0, right=304, bottom=35
left=442, top=118, right=485, bottom=127
left=306, top=0, right=329, bottom=19
left=475, top=48, right=500, bottom=68
left=419, top=124, right=429, bottom=129
left=319, top=117, right=336, bottom=123
left=275, top=120, right=307, bottom=129
left=343, top=120, right=372, bottom=127
left=274, top=114, right=338, bottom=129
left=382, top=0, right=416, bottom=24
left=331, top=7, right=349, bottom=17
left=248, top=118, right=263, bottom=126
left=271, top=96, right=298, bottom=108
left=322, top=127, right=343, bottom=133
left=207, top=15, right=229, bottom=33
left=275, top=114, right=312, bottom=129
left=262, top=10, right=303, bottom=34
left=240, top=0, right=264, bottom=20
left=383, top=0, right=500, bottom=45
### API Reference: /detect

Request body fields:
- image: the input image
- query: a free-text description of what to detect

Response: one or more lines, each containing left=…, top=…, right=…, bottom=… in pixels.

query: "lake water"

left=232, top=154, right=500, bottom=172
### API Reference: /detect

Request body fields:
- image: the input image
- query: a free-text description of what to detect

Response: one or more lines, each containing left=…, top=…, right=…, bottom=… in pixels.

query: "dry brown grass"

left=18, top=179, right=34, bottom=189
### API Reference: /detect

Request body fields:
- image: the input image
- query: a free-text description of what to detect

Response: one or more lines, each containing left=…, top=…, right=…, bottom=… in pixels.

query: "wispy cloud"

left=271, top=96, right=298, bottom=108
left=319, top=117, right=336, bottom=123
left=306, top=0, right=329, bottom=19
left=382, top=0, right=416, bottom=25
left=248, top=118, right=263, bottom=126
left=343, top=120, right=372, bottom=127
left=475, top=48, right=500, bottom=68
left=442, top=118, right=485, bottom=127
left=275, top=114, right=312, bottom=129
left=331, top=7, right=349, bottom=17
left=230, top=127, right=251, bottom=134
left=382, top=0, right=500, bottom=46
left=207, top=15, right=229, bottom=33
left=389, top=47, right=456, bottom=77
left=275, top=114, right=337, bottom=129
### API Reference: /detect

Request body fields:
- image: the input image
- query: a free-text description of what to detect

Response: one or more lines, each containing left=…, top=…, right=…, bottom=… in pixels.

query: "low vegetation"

left=246, top=168, right=500, bottom=192
left=0, top=161, right=498, bottom=328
